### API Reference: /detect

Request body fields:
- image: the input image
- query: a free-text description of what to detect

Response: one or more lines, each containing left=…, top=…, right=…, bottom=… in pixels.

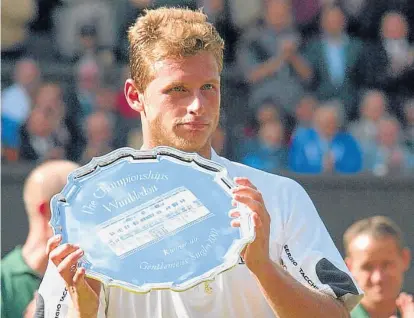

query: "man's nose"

left=187, top=93, right=204, bottom=115
left=371, top=268, right=385, bottom=284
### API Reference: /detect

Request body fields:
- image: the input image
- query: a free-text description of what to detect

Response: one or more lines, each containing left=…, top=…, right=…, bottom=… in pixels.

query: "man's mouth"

left=178, top=121, right=210, bottom=130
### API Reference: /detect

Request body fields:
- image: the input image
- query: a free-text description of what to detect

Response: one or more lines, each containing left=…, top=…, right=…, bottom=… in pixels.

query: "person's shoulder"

left=1, top=246, right=23, bottom=269
left=2, top=84, right=19, bottom=95
left=334, top=131, right=360, bottom=144
left=291, top=127, right=317, bottom=143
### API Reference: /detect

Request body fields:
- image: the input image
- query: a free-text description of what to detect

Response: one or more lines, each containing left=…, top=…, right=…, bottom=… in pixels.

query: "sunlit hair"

left=127, top=7, right=224, bottom=91
left=343, top=216, right=405, bottom=256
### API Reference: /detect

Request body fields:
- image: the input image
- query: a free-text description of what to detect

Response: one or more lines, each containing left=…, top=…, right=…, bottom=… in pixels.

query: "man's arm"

left=231, top=177, right=362, bottom=318
left=253, top=260, right=349, bottom=318
left=247, top=55, right=286, bottom=83
left=289, top=53, right=313, bottom=82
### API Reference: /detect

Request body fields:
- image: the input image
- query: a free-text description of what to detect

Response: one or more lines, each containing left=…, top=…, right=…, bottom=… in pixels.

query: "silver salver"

left=50, top=146, right=255, bottom=294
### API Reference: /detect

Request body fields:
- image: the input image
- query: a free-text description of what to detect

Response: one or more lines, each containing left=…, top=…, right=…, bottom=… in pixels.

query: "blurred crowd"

left=2, top=0, right=414, bottom=176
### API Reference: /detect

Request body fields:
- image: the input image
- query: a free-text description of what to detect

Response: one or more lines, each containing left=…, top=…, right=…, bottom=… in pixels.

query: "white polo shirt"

left=36, top=150, right=363, bottom=317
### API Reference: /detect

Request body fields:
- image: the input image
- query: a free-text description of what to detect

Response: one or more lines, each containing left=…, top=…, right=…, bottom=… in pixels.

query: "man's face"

left=131, top=52, right=221, bottom=154
left=346, top=235, right=410, bottom=306
left=315, top=110, right=338, bottom=139
left=265, top=0, right=291, bottom=31
left=382, top=15, right=408, bottom=40
left=322, top=8, right=346, bottom=37
left=363, top=93, right=385, bottom=122
left=378, top=120, right=399, bottom=147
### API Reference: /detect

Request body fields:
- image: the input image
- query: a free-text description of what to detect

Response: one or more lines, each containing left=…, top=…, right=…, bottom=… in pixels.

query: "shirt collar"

left=210, top=148, right=221, bottom=162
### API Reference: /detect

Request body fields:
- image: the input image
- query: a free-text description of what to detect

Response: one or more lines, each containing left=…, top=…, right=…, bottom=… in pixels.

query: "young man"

left=344, top=216, right=413, bottom=318
left=36, top=7, right=363, bottom=317
left=1, top=160, right=79, bottom=318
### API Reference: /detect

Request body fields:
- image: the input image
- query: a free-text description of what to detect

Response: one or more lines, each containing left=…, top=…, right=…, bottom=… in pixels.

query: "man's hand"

left=47, top=235, right=101, bottom=317
left=281, top=39, right=298, bottom=61
left=230, top=177, right=271, bottom=274
left=390, top=292, right=414, bottom=318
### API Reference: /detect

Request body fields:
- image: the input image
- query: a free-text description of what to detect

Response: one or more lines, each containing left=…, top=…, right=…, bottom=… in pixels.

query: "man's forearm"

left=253, top=260, right=349, bottom=318
left=248, top=56, right=285, bottom=83
left=289, top=54, right=313, bottom=81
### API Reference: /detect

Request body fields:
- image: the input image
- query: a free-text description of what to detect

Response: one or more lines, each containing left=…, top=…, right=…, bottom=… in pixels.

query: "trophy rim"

left=50, top=146, right=255, bottom=294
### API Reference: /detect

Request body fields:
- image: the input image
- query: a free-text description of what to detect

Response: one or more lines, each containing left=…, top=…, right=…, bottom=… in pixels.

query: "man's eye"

left=171, top=86, right=185, bottom=92
left=201, top=84, right=214, bottom=90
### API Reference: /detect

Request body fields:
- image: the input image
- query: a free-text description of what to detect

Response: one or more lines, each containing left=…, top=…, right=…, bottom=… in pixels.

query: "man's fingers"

left=228, top=208, right=240, bottom=218
left=231, top=212, right=261, bottom=228
left=231, top=219, right=241, bottom=228
left=232, top=185, right=263, bottom=203
left=49, top=243, right=81, bottom=266
left=233, top=194, right=264, bottom=215
left=56, top=248, right=84, bottom=275
left=46, top=235, right=62, bottom=256
left=234, top=177, right=257, bottom=190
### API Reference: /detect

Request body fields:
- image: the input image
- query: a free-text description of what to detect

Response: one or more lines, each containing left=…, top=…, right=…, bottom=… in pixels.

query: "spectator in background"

left=241, top=119, right=288, bottom=173
left=343, top=216, right=413, bottom=318
left=355, top=0, right=414, bottom=43
left=289, top=102, right=362, bottom=174
left=80, top=111, right=114, bottom=164
left=363, top=12, right=414, bottom=122
left=304, top=5, right=364, bottom=121
left=1, top=58, right=41, bottom=161
left=95, top=84, right=117, bottom=119
left=19, top=83, right=69, bottom=162
left=115, top=0, right=153, bottom=62
left=291, top=94, right=318, bottom=138
left=73, top=25, right=103, bottom=65
left=198, top=0, right=241, bottom=65
left=226, top=0, right=262, bottom=31
left=52, top=0, right=115, bottom=63
left=255, top=101, right=281, bottom=125
left=1, top=0, right=37, bottom=59
left=235, top=100, right=281, bottom=160
left=237, top=0, right=312, bottom=118
left=349, top=90, right=389, bottom=146
left=403, top=99, right=414, bottom=153
left=363, top=117, right=414, bottom=176
left=0, top=160, right=79, bottom=318
left=290, top=0, right=322, bottom=40
left=65, top=58, right=101, bottom=128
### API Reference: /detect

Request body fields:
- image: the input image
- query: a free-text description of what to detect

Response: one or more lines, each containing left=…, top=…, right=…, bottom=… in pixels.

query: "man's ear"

left=124, top=79, right=144, bottom=113
left=38, top=201, right=51, bottom=221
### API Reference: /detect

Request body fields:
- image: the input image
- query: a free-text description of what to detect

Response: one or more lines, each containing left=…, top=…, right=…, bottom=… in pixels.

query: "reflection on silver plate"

left=50, top=146, right=255, bottom=294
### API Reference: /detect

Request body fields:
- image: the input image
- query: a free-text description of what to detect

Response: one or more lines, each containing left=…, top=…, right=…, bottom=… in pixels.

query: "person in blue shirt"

left=242, top=119, right=288, bottom=173
left=289, top=102, right=362, bottom=174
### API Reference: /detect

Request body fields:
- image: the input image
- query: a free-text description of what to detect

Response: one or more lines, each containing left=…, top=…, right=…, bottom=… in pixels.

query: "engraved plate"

left=50, top=146, right=255, bottom=293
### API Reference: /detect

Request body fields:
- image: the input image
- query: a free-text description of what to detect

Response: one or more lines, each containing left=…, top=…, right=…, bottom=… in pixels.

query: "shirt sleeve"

left=279, top=179, right=364, bottom=312
left=35, top=260, right=107, bottom=317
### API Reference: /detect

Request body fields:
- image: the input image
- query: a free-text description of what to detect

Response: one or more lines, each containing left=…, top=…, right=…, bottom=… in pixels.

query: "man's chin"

left=366, top=291, right=397, bottom=305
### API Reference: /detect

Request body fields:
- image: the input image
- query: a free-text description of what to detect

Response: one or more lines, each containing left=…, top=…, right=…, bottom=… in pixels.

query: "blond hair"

left=343, top=216, right=405, bottom=256
left=127, top=7, right=224, bottom=91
